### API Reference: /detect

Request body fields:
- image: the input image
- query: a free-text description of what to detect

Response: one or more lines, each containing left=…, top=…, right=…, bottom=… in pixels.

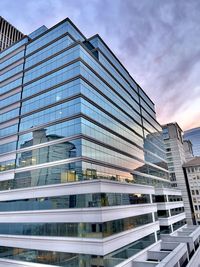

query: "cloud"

left=1, top=0, right=200, bottom=130
left=93, top=0, right=200, bottom=130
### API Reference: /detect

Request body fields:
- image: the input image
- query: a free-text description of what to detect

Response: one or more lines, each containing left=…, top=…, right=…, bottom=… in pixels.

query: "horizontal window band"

left=21, top=71, right=142, bottom=134
left=0, top=232, right=156, bottom=262
left=95, top=46, right=155, bottom=115
left=24, top=35, right=77, bottom=71
left=21, top=76, right=143, bottom=139
left=0, top=157, right=170, bottom=195
left=25, top=18, right=84, bottom=57
left=14, top=135, right=144, bottom=165
left=22, top=49, right=140, bottom=118
left=17, top=113, right=144, bottom=153
left=0, top=213, right=153, bottom=238
left=24, top=40, right=141, bottom=115
left=0, top=192, right=152, bottom=212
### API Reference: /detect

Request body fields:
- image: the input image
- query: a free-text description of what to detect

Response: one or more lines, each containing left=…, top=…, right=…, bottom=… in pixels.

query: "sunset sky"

left=1, top=0, right=200, bottom=131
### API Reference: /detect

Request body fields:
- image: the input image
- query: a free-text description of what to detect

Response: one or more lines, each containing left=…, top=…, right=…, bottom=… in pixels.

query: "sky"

left=1, top=0, right=200, bottom=131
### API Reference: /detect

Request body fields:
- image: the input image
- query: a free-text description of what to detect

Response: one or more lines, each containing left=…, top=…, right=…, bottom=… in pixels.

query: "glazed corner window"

left=85, top=169, right=97, bottom=178
left=61, top=171, right=76, bottom=183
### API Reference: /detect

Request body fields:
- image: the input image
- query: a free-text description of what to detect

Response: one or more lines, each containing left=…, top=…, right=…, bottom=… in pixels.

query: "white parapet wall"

left=0, top=258, right=57, bottom=267
left=186, top=244, right=200, bottom=267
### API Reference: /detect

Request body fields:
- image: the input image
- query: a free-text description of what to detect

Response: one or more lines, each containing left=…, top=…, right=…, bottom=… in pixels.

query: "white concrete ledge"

left=0, top=170, right=15, bottom=182
left=186, top=243, right=200, bottom=267
left=0, top=152, right=16, bottom=163
left=0, top=258, right=57, bottom=267
left=0, top=222, right=159, bottom=255
left=157, top=201, right=184, bottom=210
left=0, top=179, right=155, bottom=201
left=0, top=203, right=157, bottom=223
left=155, top=188, right=182, bottom=196
left=159, top=212, right=186, bottom=226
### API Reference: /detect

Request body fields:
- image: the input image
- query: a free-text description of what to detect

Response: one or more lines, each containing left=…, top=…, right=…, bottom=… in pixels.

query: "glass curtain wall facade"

left=0, top=18, right=185, bottom=267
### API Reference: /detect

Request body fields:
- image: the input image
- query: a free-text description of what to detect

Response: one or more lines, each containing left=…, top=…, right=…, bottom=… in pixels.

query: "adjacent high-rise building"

left=0, top=16, right=24, bottom=51
left=184, top=127, right=200, bottom=157
left=1, top=17, right=200, bottom=267
left=162, top=123, right=194, bottom=224
left=183, top=157, right=200, bottom=225
left=183, top=140, right=194, bottom=161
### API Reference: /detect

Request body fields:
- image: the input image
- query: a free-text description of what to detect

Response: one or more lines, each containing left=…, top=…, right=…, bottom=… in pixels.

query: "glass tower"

left=184, top=127, right=200, bottom=157
left=0, top=18, right=186, bottom=266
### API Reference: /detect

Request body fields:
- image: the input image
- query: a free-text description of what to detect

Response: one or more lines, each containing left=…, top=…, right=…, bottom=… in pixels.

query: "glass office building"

left=0, top=18, right=186, bottom=266
left=184, top=127, right=200, bottom=157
